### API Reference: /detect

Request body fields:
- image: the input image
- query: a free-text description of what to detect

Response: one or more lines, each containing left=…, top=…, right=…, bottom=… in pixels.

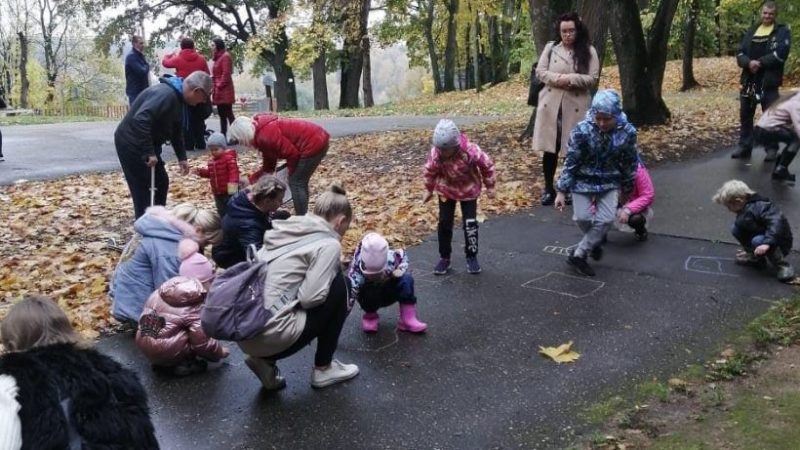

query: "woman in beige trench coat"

left=533, top=12, right=600, bottom=205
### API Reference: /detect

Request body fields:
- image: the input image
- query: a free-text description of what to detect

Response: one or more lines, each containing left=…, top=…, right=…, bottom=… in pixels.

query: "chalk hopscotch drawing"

left=684, top=256, right=739, bottom=277
left=521, top=272, right=605, bottom=298
left=543, top=244, right=578, bottom=256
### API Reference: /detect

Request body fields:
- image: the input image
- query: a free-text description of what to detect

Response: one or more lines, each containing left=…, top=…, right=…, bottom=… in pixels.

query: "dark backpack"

left=201, top=232, right=332, bottom=341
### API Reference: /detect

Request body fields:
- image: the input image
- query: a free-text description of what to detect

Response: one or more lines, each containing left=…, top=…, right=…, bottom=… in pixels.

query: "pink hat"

left=178, top=239, right=215, bottom=282
left=359, top=232, right=388, bottom=275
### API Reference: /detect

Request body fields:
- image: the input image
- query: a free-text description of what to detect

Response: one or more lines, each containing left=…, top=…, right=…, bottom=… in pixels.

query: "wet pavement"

left=97, top=146, right=798, bottom=449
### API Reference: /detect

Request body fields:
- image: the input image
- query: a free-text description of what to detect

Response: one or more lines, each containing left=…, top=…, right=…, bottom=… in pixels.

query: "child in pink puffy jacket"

left=135, top=239, right=229, bottom=376
left=616, top=158, right=655, bottom=241
left=423, top=119, right=496, bottom=275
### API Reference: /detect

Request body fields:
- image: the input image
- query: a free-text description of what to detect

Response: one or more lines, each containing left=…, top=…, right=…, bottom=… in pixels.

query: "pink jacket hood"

left=158, top=276, right=204, bottom=308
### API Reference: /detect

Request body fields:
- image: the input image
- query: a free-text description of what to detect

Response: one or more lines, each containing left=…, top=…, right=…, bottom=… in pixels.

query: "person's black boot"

left=541, top=188, right=556, bottom=206
left=731, top=145, right=752, bottom=159
left=567, top=254, right=595, bottom=276
left=764, top=147, right=779, bottom=162
left=772, top=150, right=797, bottom=184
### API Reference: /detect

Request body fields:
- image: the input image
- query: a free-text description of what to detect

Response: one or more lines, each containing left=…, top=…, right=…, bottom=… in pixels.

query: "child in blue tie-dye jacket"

left=348, top=232, right=427, bottom=334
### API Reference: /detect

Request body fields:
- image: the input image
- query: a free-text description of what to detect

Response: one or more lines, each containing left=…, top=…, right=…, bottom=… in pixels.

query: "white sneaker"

left=310, top=359, right=359, bottom=388
left=245, top=357, right=286, bottom=391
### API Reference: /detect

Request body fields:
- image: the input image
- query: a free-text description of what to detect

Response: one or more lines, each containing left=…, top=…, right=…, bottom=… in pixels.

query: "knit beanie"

left=432, top=119, right=460, bottom=149
left=177, top=239, right=214, bottom=283
left=359, top=232, right=389, bottom=275
left=207, top=132, right=228, bottom=149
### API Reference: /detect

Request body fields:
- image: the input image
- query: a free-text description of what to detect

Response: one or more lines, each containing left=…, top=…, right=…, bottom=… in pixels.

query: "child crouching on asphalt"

left=752, top=91, right=800, bottom=184
left=713, top=179, right=795, bottom=282
left=348, top=232, right=427, bottom=333
left=423, top=119, right=496, bottom=275
left=616, top=156, right=655, bottom=241
left=136, top=239, right=229, bottom=375
left=194, top=132, right=240, bottom=217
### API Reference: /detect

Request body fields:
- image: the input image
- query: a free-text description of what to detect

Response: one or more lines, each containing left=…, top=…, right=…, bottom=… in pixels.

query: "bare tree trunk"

left=528, top=0, right=572, bottom=53
left=714, top=0, right=722, bottom=57
left=508, top=0, right=523, bottom=75
left=266, top=4, right=298, bottom=111
left=472, top=11, right=482, bottom=92
left=423, top=0, right=442, bottom=93
left=609, top=0, right=672, bottom=125
left=443, top=0, right=458, bottom=92
left=681, top=0, right=701, bottom=91
left=464, top=22, right=474, bottom=90
left=645, top=0, right=680, bottom=100
left=362, top=36, right=374, bottom=107
left=576, top=0, right=610, bottom=72
left=18, top=31, right=29, bottom=109
left=312, top=51, right=329, bottom=110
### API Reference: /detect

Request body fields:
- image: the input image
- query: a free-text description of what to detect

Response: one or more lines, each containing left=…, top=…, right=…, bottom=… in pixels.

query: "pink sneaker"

left=361, top=312, right=379, bottom=333
left=397, top=304, right=427, bottom=333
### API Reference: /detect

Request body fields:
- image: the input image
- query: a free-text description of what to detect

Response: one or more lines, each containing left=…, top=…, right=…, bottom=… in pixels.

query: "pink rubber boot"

left=362, top=312, right=379, bottom=333
left=397, top=304, right=427, bottom=333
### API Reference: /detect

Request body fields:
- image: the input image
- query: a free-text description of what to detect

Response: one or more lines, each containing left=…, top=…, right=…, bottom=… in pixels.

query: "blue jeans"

left=731, top=224, right=766, bottom=250
left=357, top=273, right=416, bottom=313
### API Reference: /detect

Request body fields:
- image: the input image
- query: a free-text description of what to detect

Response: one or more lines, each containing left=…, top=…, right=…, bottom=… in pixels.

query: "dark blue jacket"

left=212, top=191, right=273, bottom=269
left=735, top=193, right=793, bottom=255
left=125, top=48, right=150, bottom=100
left=736, top=23, right=792, bottom=89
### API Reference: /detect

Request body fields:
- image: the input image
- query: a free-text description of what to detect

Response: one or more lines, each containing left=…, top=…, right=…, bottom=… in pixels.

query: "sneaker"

left=245, top=357, right=287, bottom=391
left=311, top=359, right=359, bottom=388
left=634, top=230, right=648, bottom=242
left=731, top=146, right=752, bottom=159
left=764, top=147, right=779, bottom=162
left=590, top=246, right=603, bottom=261
left=433, top=258, right=451, bottom=275
left=0, top=156, right=4, bottom=162
left=466, top=256, right=482, bottom=274
left=567, top=255, right=595, bottom=276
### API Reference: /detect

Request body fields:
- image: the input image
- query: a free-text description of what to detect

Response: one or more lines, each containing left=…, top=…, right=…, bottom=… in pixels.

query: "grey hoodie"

left=238, top=214, right=341, bottom=357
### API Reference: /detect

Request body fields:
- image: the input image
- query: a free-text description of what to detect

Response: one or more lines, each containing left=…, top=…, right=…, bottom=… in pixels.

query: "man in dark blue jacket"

left=731, top=1, right=792, bottom=159
left=115, top=71, right=211, bottom=219
left=125, top=36, right=150, bottom=105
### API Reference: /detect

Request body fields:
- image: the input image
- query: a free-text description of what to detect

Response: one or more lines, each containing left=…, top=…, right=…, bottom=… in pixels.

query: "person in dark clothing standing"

left=114, top=70, right=211, bottom=219
left=163, top=37, right=211, bottom=152
left=125, top=35, right=150, bottom=105
left=731, top=1, right=792, bottom=160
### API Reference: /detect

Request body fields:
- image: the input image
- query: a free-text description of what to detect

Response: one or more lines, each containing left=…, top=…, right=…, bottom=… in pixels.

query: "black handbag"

left=527, top=42, right=554, bottom=107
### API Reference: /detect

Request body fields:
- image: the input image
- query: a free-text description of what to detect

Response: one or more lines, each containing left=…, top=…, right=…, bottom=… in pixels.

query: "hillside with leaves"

left=0, top=56, right=771, bottom=336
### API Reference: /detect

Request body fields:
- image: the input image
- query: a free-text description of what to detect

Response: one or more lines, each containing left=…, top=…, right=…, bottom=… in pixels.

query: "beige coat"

left=532, top=42, right=600, bottom=154
left=757, top=91, right=800, bottom=138
left=237, top=214, right=341, bottom=358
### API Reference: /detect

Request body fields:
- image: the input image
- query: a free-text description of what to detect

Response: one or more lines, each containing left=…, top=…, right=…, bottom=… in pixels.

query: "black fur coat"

left=0, top=343, right=159, bottom=449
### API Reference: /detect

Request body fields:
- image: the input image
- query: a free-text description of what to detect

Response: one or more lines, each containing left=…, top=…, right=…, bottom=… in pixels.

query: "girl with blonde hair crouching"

left=238, top=185, right=359, bottom=391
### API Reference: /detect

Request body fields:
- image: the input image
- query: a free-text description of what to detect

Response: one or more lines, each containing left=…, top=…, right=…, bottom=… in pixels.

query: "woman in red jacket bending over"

left=229, top=114, right=329, bottom=215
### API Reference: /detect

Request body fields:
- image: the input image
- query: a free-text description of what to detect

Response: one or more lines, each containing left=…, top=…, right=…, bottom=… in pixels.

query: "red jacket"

left=135, top=276, right=226, bottom=366
left=162, top=49, right=210, bottom=79
left=196, top=150, right=240, bottom=195
left=211, top=50, right=235, bottom=105
left=249, top=114, right=330, bottom=182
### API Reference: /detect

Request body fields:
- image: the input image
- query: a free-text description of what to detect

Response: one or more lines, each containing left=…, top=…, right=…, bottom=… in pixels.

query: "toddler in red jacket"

left=135, top=239, right=229, bottom=376
left=194, top=132, right=240, bottom=217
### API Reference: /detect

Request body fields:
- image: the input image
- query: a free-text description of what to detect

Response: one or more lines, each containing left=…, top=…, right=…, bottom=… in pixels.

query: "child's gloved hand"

left=486, top=189, right=496, bottom=199
left=391, top=268, right=405, bottom=278
left=754, top=244, right=770, bottom=256
left=227, top=183, right=238, bottom=195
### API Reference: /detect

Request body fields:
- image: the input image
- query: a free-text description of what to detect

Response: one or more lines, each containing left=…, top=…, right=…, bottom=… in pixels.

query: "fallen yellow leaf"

left=539, top=340, right=581, bottom=364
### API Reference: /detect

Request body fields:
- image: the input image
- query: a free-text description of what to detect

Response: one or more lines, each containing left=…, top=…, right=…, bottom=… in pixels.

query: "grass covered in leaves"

left=0, top=57, right=750, bottom=336
left=577, top=296, right=800, bottom=450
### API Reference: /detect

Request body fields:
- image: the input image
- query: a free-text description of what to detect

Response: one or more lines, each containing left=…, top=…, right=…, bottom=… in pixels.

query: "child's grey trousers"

left=571, top=190, right=619, bottom=258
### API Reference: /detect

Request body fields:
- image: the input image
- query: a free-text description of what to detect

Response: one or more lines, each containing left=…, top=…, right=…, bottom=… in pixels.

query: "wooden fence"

left=38, top=104, right=130, bottom=119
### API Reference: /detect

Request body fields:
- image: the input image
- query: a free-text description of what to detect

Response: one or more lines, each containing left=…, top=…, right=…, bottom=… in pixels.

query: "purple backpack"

left=201, top=232, right=332, bottom=341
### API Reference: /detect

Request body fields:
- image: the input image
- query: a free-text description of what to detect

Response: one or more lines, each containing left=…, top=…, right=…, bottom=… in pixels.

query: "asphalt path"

left=94, top=146, right=799, bottom=449
left=0, top=115, right=495, bottom=185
